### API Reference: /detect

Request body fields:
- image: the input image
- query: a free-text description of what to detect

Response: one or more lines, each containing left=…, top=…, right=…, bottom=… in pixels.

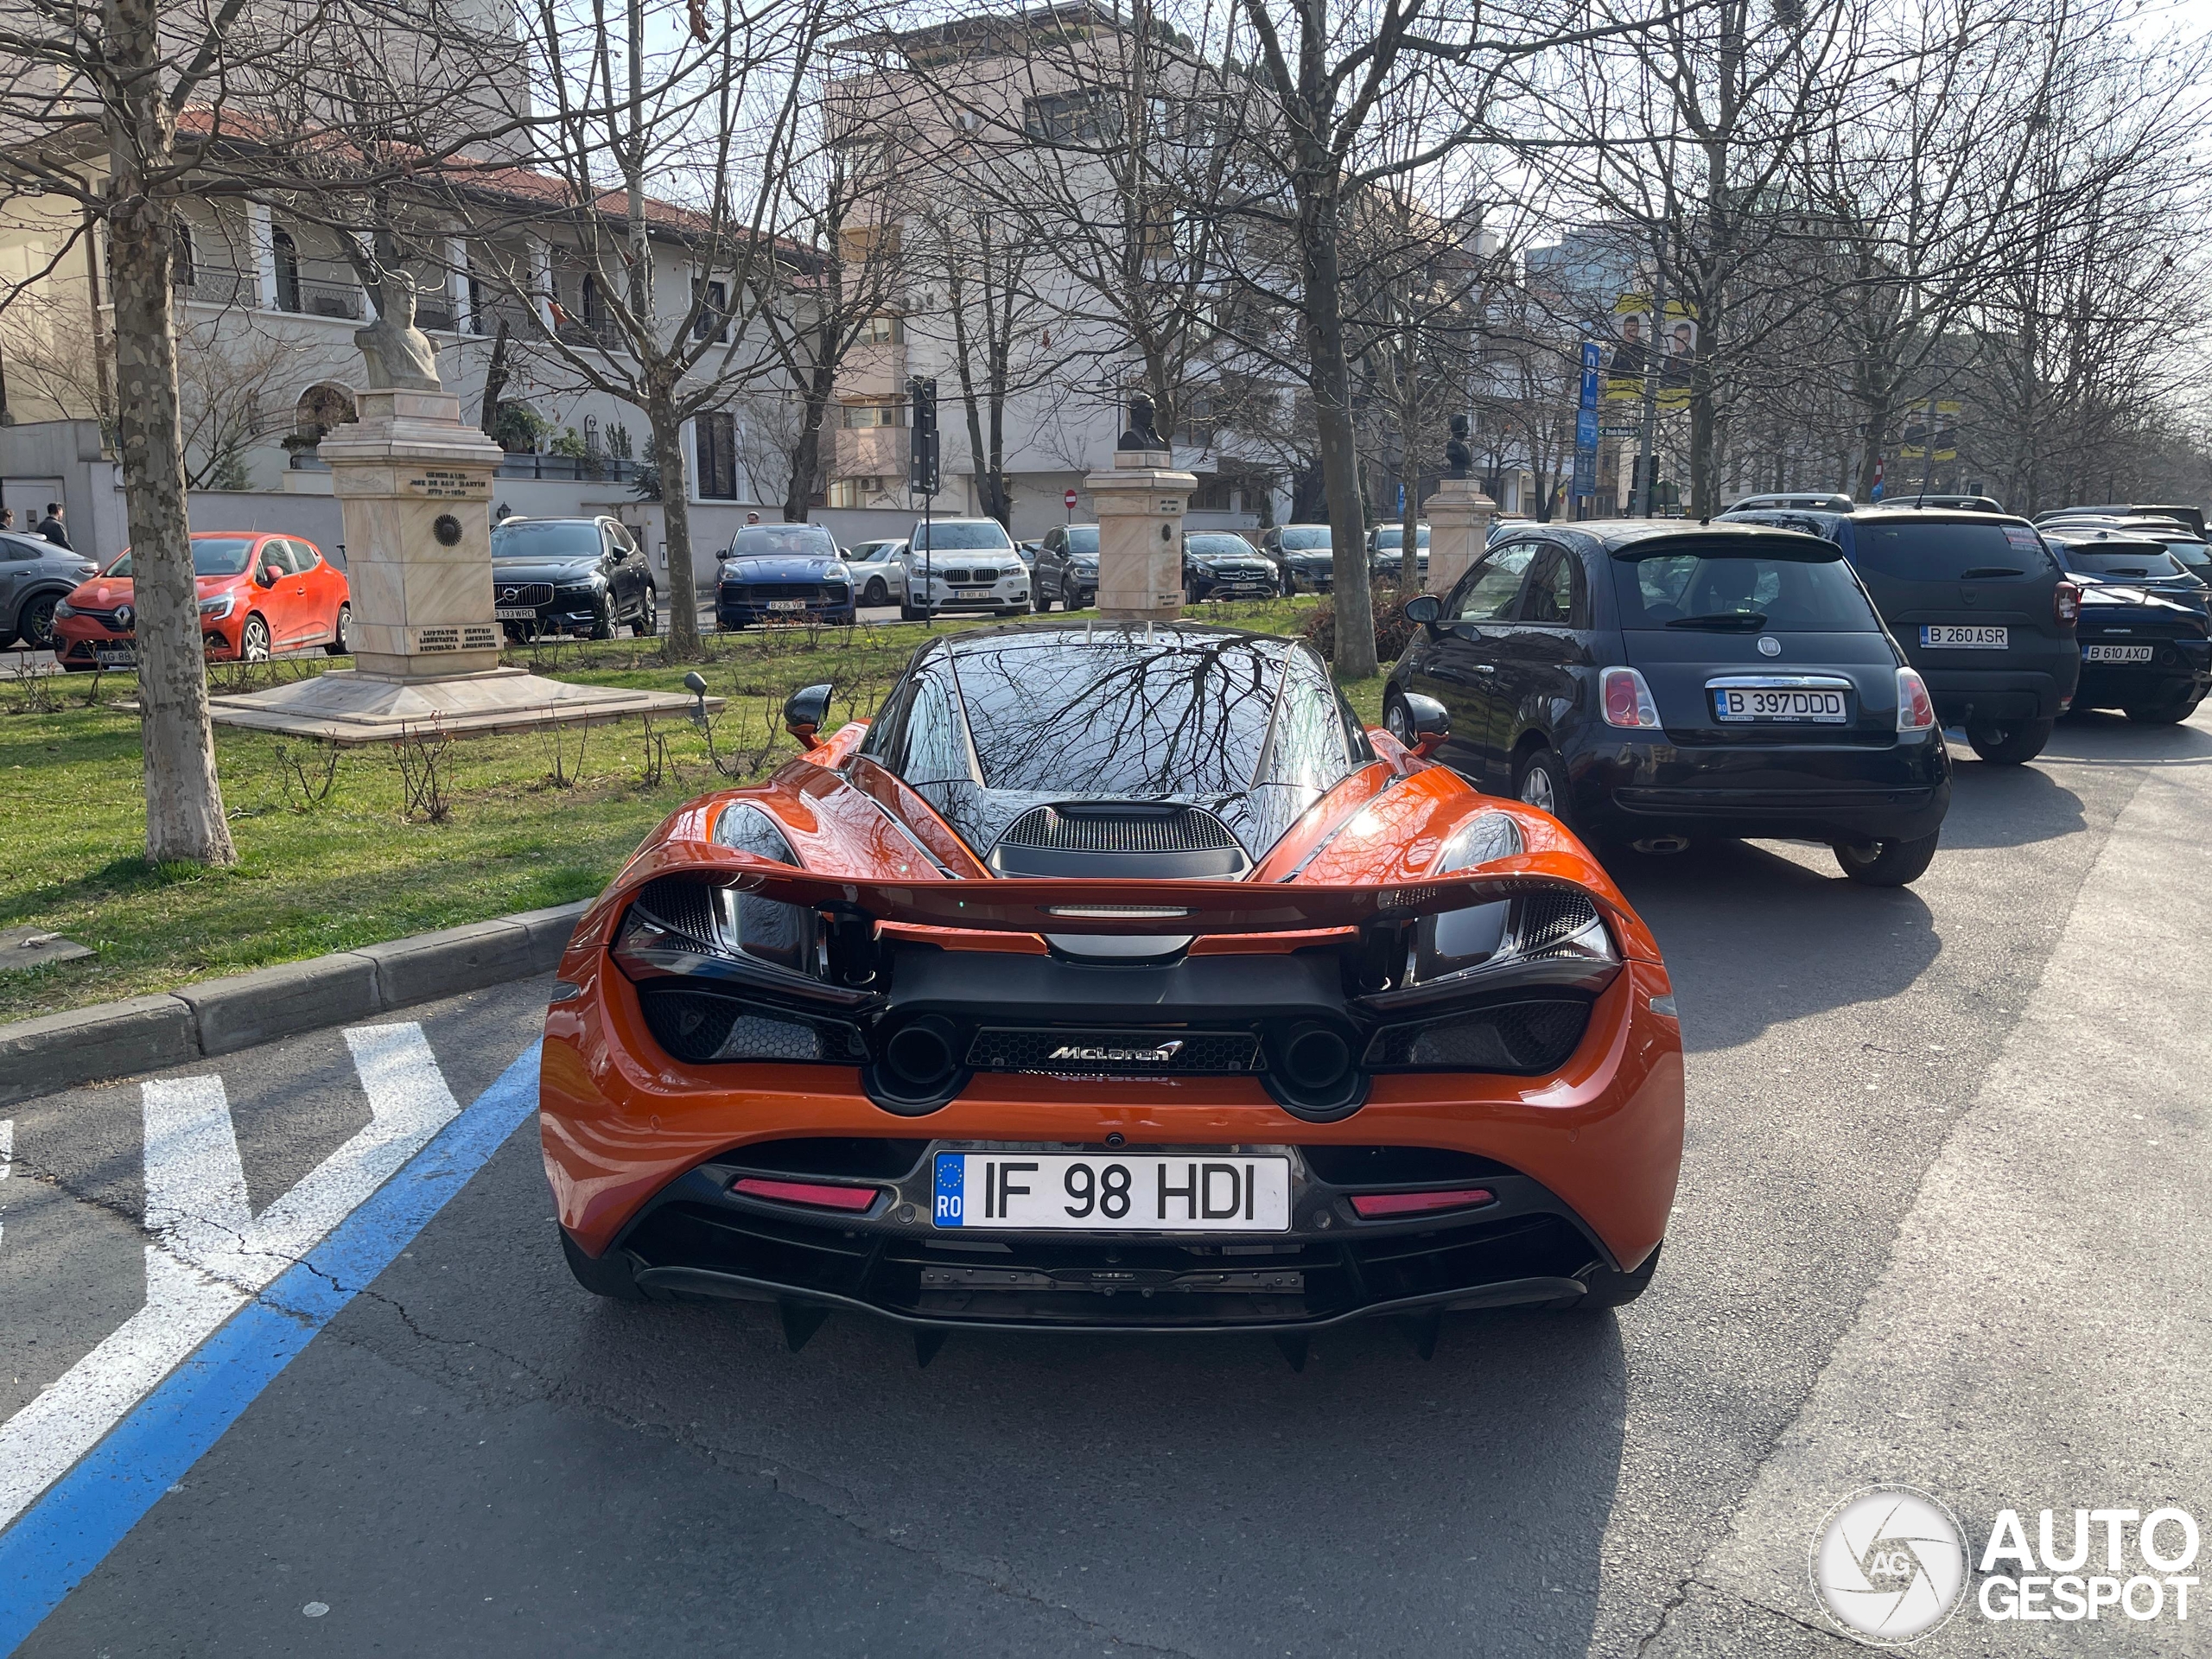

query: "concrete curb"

left=0, top=899, right=590, bottom=1106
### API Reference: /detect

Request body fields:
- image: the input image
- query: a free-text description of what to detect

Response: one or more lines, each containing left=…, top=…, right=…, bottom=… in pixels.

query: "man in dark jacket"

left=36, top=505, right=70, bottom=549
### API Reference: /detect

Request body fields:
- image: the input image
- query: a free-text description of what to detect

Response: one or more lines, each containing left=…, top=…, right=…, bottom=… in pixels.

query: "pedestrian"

left=35, top=503, right=70, bottom=549
left=0, top=507, right=13, bottom=532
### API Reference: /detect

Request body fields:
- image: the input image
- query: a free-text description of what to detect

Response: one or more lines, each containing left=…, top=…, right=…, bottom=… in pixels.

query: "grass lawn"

left=1, top=597, right=1382, bottom=1020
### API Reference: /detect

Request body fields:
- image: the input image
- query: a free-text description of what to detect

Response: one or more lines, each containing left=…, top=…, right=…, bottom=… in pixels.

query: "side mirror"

left=1402, top=692, right=1450, bottom=758
left=784, top=682, right=834, bottom=750
left=1403, top=593, right=1442, bottom=634
left=257, top=565, right=279, bottom=588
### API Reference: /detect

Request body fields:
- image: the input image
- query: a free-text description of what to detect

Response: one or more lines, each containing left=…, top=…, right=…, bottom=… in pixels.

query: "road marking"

left=0, top=1024, right=459, bottom=1537
left=0, top=1118, right=10, bottom=1249
left=0, top=1037, right=539, bottom=1649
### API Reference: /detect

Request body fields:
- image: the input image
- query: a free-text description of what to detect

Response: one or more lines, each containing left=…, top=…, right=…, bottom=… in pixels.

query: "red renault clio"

left=52, top=531, right=351, bottom=670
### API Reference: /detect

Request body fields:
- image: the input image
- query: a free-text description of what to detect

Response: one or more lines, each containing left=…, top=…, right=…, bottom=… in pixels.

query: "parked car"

left=2068, top=582, right=2211, bottom=723
left=1726, top=492, right=1855, bottom=514
left=1862, top=494, right=2005, bottom=513
left=1719, top=504, right=2081, bottom=764
left=716, top=522, right=852, bottom=629
left=544, top=623, right=1682, bottom=1330
left=843, top=539, right=908, bottom=607
left=1014, top=539, right=1040, bottom=565
left=2037, top=502, right=2207, bottom=539
left=1258, top=524, right=1336, bottom=593
left=491, top=516, right=658, bottom=639
left=1034, top=523, right=1099, bottom=610
left=2041, top=527, right=2209, bottom=614
left=1384, top=519, right=1951, bottom=886
left=53, top=531, right=350, bottom=671
left=1184, top=532, right=1277, bottom=603
left=2038, top=514, right=2212, bottom=595
left=0, top=531, right=99, bottom=651
left=899, top=518, right=1030, bottom=619
left=1368, top=522, right=1431, bottom=582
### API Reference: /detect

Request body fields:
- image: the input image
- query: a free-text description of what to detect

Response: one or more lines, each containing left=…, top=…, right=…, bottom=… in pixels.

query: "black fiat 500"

left=1383, top=520, right=1951, bottom=886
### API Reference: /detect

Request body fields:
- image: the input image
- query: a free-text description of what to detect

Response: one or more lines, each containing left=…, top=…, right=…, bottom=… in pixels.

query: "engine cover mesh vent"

left=1000, top=804, right=1238, bottom=855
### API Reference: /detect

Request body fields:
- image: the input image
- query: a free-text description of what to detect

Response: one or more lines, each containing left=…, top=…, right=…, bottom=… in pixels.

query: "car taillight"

left=731, top=1176, right=880, bottom=1212
left=2055, top=582, right=2081, bottom=627
left=1348, top=1187, right=1497, bottom=1219
left=1600, top=666, right=1662, bottom=728
left=1896, top=667, right=1936, bottom=733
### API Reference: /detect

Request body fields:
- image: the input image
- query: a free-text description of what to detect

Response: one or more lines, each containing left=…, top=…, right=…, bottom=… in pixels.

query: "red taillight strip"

left=1347, top=1186, right=1497, bottom=1219
left=731, top=1176, right=880, bottom=1212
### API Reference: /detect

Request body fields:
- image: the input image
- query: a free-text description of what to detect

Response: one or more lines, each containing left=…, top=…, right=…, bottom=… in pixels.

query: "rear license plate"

left=1921, top=625, right=2008, bottom=649
left=2084, top=644, right=2155, bottom=662
left=96, top=646, right=137, bottom=668
left=1712, top=687, right=1847, bottom=722
left=493, top=607, right=535, bottom=620
left=932, top=1153, right=1291, bottom=1232
left=766, top=598, right=808, bottom=611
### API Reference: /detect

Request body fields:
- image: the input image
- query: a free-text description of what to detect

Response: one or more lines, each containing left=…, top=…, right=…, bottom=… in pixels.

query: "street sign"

left=1576, top=409, right=1599, bottom=448
left=1064, top=489, right=1077, bottom=510
left=1572, top=451, right=1597, bottom=499
left=907, top=377, right=940, bottom=496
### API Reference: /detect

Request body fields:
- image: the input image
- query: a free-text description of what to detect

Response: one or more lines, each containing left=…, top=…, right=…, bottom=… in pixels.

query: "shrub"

left=1300, top=582, right=1421, bottom=667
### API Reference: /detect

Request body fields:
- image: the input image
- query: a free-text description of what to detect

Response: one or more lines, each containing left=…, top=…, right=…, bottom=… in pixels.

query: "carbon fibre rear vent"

left=1000, top=804, right=1238, bottom=855
left=1516, top=892, right=1603, bottom=954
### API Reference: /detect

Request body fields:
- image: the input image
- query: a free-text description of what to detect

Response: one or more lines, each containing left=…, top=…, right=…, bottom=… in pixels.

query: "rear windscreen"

left=1612, top=546, right=1880, bottom=632
left=1851, top=521, right=2056, bottom=581
left=2053, top=543, right=2188, bottom=579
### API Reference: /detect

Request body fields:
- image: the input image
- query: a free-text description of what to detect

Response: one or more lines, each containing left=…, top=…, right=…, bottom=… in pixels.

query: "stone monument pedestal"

left=209, top=390, right=712, bottom=745
left=1085, top=448, right=1197, bottom=622
left=1424, top=477, right=1498, bottom=597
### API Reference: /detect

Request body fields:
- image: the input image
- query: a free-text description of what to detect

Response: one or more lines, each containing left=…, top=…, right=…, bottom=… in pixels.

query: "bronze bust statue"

left=1445, top=413, right=1472, bottom=480
left=1116, top=392, right=1166, bottom=452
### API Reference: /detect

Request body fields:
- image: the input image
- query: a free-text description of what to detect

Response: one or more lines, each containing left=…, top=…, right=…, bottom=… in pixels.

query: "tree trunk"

left=784, top=353, right=836, bottom=524
left=108, top=189, right=238, bottom=866
left=1302, top=215, right=1376, bottom=679
left=647, top=395, right=703, bottom=661
left=1855, top=387, right=1891, bottom=500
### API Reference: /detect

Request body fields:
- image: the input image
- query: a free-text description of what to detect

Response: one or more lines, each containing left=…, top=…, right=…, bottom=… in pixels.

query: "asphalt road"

left=3, top=709, right=2209, bottom=1656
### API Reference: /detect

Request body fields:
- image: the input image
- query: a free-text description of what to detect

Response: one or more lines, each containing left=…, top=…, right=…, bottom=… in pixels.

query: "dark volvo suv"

left=1383, top=520, right=1951, bottom=886
left=1721, top=505, right=2081, bottom=763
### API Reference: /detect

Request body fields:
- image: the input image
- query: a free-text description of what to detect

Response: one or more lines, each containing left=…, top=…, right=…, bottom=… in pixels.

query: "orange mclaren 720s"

left=541, top=621, right=1683, bottom=1363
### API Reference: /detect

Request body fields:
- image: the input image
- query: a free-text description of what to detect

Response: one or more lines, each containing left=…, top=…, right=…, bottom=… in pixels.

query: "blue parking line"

left=0, top=1042, right=543, bottom=1654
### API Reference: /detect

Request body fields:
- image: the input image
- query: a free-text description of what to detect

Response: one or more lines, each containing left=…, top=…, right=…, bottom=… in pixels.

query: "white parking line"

left=0, top=1023, right=459, bottom=1532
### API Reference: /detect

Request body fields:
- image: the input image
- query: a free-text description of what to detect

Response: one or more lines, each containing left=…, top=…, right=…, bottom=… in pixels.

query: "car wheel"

left=1571, top=1243, right=1662, bottom=1311
left=1184, top=576, right=1200, bottom=606
left=1966, top=716, right=2053, bottom=764
left=899, top=595, right=928, bottom=621
left=589, top=601, right=616, bottom=641
left=632, top=585, right=658, bottom=638
left=1382, top=689, right=1416, bottom=747
left=325, top=601, right=351, bottom=657
left=862, top=577, right=888, bottom=607
left=17, top=593, right=60, bottom=651
left=240, top=613, right=271, bottom=662
left=1833, top=830, right=1942, bottom=887
left=2124, top=694, right=2201, bottom=724
left=1515, top=747, right=1571, bottom=824
left=560, top=1229, right=645, bottom=1302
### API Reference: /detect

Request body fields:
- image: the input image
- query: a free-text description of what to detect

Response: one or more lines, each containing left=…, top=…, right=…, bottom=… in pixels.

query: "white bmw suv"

left=899, top=518, right=1031, bottom=619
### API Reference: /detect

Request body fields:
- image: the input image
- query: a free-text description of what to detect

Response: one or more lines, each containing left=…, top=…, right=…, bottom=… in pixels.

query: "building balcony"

left=840, top=340, right=906, bottom=397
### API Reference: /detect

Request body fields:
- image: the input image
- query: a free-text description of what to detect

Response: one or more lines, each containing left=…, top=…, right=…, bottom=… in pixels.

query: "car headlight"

left=53, top=601, right=77, bottom=619
left=1191, top=561, right=1217, bottom=574
left=1072, top=557, right=1098, bottom=572
left=828, top=563, right=849, bottom=580
left=199, top=595, right=235, bottom=619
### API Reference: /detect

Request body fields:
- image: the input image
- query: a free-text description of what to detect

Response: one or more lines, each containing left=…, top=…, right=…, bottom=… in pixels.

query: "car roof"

left=1528, top=518, right=1849, bottom=553
left=1728, top=492, right=1855, bottom=512
left=930, top=619, right=1300, bottom=662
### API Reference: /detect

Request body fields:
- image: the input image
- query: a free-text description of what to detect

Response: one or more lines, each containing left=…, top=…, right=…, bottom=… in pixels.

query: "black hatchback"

left=1383, top=521, right=1951, bottom=886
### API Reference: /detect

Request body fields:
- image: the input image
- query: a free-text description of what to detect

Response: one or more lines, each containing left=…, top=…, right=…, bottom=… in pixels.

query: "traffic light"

left=907, top=376, right=939, bottom=496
